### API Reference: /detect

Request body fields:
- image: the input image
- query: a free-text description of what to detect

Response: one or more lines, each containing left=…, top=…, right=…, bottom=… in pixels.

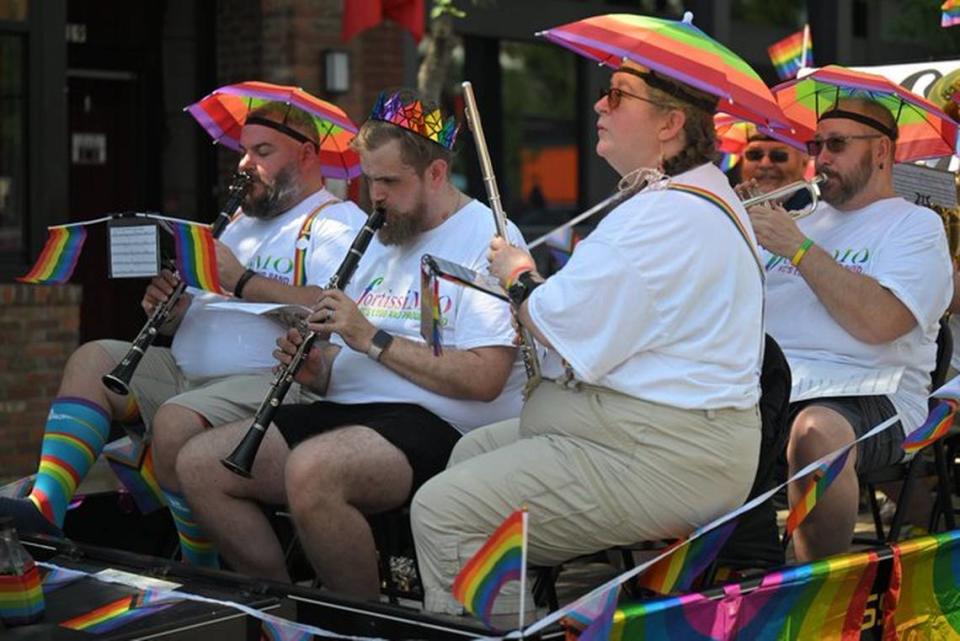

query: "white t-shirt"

left=528, top=163, right=765, bottom=409
left=324, top=200, right=526, bottom=433
left=763, top=197, right=952, bottom=432
left=172, top=188, right=368, bottom=380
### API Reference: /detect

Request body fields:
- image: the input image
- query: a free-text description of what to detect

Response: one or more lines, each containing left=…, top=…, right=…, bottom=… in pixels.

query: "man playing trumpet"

left=748, top=96, right=952, bottom=561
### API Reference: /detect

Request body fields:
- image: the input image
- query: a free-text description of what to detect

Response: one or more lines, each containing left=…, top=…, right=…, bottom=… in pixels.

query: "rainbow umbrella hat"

left=714, top=112, right=806, bottom=155
left=186, top=81, right=362, bottom=179
left=771, top=65, right=960, bottom=162
left=538, top=12, right=790, bottom=131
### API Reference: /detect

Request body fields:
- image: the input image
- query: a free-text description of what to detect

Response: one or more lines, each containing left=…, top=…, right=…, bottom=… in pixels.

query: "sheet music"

left=207, top=301, right=313, bottom=329
left=892, top=162, right=958, bottom=209
left=108, top=222, right=160, bottom=278
left=789, top=359, right=904, bottom=402
left=423, top=254, right=509, bottom=301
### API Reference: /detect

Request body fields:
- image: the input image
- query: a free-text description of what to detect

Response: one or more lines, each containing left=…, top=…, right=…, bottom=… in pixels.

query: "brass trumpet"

left=741, top=174, right=826, bottom=220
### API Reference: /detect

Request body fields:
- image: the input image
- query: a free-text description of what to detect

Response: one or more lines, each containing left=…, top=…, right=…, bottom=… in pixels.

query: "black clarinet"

left=101, top=173, right=253, bottom=396
left=221, top=207, right=387, bottom=478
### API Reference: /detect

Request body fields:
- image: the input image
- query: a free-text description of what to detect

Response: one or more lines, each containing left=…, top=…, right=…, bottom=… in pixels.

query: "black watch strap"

left=234, top=268, right=257, bottom=299
left=508, top=271, right=541, bottom=305
left=367, top=329, right=394, bottom=362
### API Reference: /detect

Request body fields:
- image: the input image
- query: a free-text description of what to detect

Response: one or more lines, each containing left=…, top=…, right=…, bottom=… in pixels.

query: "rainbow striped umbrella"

left=185, top=81, right=361, bottom=179
left=714, top=112, right=806, bottom=154
left=538, top=12, right=789, bottom=131
left=771, top=65, right=960, bottom=162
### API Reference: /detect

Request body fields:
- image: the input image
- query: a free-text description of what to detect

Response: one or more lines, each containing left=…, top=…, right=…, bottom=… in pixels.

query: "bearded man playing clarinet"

left=175, top=89, right=526, bottom=599
left=410, top=59, right=766, bottom=619
left=0, top=99, right=367, bottom=572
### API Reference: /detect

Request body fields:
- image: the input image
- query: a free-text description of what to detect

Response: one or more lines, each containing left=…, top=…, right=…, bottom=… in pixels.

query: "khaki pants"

left=99, top=339, right=313, bottom=433
left=411, top=381, right=761, bottom=615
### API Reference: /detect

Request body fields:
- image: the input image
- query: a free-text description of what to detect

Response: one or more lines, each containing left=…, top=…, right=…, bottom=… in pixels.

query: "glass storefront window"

left=0, top=34, right=25, bottom=253
left=0, top=0, right=27, bottom=21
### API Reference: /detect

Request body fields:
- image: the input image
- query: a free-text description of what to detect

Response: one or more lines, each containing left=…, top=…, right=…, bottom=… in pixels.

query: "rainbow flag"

left=544, top=227, right=580, bottom=269
left=61, top=589, right=179, bottom=633
left=901, top=399, right=957, bottom=454
left=452, top=507, right=527, bottom=627
left=784, top=447, right=853, bottom=537
left=104, top=437, right=166, bottom=515
left=635, top=521, right=737, bottom=595
left=767, top=25, right=813, bottom=80
left=942, top=0, right=960, bottom=27
left=883, top=529, right=960, bottom=638
left=0, top=559, right=44, bottom=626
left=169, top=221, right=222, bottom=293
left=614, top=591, right=727, bottom=640
left=718, top=152, right=740, bottom=172
left=17, top=225, right=87, bottom=284
left=732, top=549, right=878, bottom=640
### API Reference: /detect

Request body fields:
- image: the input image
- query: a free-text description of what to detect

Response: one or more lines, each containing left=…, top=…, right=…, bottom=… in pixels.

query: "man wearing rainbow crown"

left=175, top=88, right=526, bottom=599
left=0, top=98, right=368, bottom=571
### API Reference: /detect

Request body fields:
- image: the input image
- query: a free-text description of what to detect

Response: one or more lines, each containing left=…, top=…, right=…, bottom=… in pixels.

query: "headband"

left=615, top=66, right=718, bottom=113
left=244, top=115, right=318, bottom=147
left=818, top=109, right=898, bottom=140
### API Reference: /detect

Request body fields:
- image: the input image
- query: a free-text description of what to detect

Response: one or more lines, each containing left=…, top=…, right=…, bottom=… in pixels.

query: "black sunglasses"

left=599, top=87, right=664, bottom=111
left=743, top=148, right=791, bottom=163
left=805, top=134, right=882, bottom=156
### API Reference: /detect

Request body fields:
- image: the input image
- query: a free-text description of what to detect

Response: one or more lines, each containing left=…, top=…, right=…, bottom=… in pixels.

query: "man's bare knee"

left=789, top=406, right=855, bottom=464
left=153, top=404, right=207, bottom=477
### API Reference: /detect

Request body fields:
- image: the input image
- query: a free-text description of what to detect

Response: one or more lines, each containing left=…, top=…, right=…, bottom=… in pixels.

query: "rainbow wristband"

left=791, top=237, right=814, bottom=267
left=505, top=264, right=534, bottom=289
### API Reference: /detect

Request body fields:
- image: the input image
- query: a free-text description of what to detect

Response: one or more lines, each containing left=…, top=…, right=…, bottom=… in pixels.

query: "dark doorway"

left=67, top=71, right=147, bottom=343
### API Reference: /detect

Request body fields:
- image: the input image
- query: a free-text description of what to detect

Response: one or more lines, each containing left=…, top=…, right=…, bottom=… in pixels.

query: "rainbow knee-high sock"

left=163, top=490, right=220, bottom=568
left=28, top=397, right=111, bottom=528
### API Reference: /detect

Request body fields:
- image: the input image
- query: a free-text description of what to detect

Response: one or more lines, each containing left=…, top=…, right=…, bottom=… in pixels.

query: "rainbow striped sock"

left=163, top=490, right=219, bottom=568
left=28, top=397, right=111, bottom=527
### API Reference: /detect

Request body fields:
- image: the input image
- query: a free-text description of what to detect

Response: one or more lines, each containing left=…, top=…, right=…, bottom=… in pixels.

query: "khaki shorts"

left=98, top=339, right=312, bottom=433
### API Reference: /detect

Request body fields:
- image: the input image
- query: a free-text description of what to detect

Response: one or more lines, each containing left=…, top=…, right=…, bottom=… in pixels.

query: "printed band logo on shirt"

left=767, top=246, right=871, bottom=272
left=356, top=275, right=453, bottom=323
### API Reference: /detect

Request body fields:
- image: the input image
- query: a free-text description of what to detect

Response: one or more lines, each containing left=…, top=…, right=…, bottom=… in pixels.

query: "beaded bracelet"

left=791, top=237, right=814, bottom=267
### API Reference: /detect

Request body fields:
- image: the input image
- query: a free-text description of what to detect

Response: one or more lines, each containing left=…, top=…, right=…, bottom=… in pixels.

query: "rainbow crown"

left=370, top=91, right=459, bottom=150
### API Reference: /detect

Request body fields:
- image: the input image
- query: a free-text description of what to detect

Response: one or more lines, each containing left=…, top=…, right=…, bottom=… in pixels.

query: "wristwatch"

left=367, top=329, right=394, bottom=362
left=507, top=271, right=541, bottom=306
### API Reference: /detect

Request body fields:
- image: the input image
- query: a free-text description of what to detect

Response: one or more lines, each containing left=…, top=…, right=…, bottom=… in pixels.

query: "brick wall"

left=0, top=284, right=82, bottom=483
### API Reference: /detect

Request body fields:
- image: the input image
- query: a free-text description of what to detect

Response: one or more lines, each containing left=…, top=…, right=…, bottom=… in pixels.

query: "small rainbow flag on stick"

left=785, top=447, right=853, bottom=537
left=17, top=225, right=88, bottom=284
left=902, top=399, right=957, bottom=454
left=943, top=0, right=960, bottom=27
left=452, top=507, right=528, bottom=629
left=169, top=221, right=222, bottom=293
left=635, top=520, right=738, bottom=595
left=767, top=25, right=813, bottom=80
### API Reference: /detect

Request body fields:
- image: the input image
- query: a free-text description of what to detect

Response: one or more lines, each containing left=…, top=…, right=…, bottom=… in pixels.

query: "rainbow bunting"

left=901, top=399, right=957, bottom=454
left=635, top=521, right=737, bottom=595
left=452, top=507, right=527, bottom=628
left=17, top=225, right=88, bottom=284
left=104, top=437, right=167, bottom=515
left=260, top=615, right=315, bottom=640
left=0, top=559, right=44, bottom=626
left=61, top=589, right=179, bottom=633
left=942, top=0, right=960, bottom=27
left=614, top=591, right=726, bottom=640
left=767, top=25, right=813, bottom=80
left=577, top=584, right=620, bottom=641
left=784, top=447, right=853, bottom=537
left=883, top=529, right=960, bottom=638
left=169, top=221, right=223, bottom=293
left=733, top=549, right=878, bottom=640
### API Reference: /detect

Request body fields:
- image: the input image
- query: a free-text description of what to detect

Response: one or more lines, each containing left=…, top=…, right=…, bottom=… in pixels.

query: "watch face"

left=373, top=330, right=393, bottom=349
left=508, top=283, right=526, bottom=305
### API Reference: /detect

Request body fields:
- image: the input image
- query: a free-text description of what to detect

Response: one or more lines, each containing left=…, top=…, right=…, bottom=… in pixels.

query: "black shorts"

left=788, top=395, right=904, bottom=474
left=272, top=401, right=461, bottom=495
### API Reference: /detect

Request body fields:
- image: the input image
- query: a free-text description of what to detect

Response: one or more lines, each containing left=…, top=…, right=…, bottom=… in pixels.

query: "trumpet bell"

left=741, top=174, right=826, bottom=220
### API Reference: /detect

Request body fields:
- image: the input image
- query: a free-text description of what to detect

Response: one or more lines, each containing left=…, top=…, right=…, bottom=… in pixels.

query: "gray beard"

left=820, top=150, right=873, bottom=208
left=243, top=166, right=300, bottom=219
